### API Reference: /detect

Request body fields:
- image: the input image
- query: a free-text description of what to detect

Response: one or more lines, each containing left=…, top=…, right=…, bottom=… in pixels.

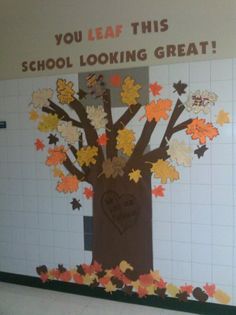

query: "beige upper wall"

left=0, top=0, right=236, bottom=79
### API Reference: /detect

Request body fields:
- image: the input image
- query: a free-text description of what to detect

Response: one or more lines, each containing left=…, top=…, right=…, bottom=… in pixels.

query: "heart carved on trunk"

left=101, top=190, right=139, bottom=234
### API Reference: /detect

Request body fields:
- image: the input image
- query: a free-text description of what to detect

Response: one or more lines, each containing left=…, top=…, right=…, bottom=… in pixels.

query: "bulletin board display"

left=0, top=59, right=235, bottom=313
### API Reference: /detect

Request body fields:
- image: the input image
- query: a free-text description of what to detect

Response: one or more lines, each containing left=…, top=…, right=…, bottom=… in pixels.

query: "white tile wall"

left=0, top=59, right=235, bottom=308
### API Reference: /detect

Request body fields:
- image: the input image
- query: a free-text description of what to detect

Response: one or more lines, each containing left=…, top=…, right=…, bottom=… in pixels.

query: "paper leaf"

left=38, top=114, right=59, bottom=132
left=116, top=128, right=135, bottom=156
left=34, top=138, right=45, bottom=151
left=166, top=283, right=179, bottom=297
left=194, top=144, right=208, bottom=159
left=29, top=110, right=39, bottom=121
left=83, top=187, right=94, bottom=199
left=48, top=133, right=59, bottom=145
left=128, top=169, right=142, bottom=183
left=150, top=159, right=179, bottom=184
left=173, top=80, right=187, bottom=96
left=46, top=146, right=67, bottom=166
left=52, top=167, right=64, bottom=178
left=213, top=289, right=231, bottom=304
left=70, top=198, right=82, bottom=210
left=149, top=82, right=162, bottom=96
left=78, top=89, right=87, bottom=100
left=76, top=146, right=98, bottom=166
left=145, top=99, right=172, bottom=122
left=119, top=260, right=133, bottom=273
left=86, top=105, right=108, bottom=129
left=104, top=281, right=117, bottom=294
left=137, top=286, right=148, bottom=298
left=180, top=284, right=193, bottom=295
left=216, top=110, right=230, bottom=126
left=152, top=185, right=165, bottom=197
left=97, top=133, right=109, bottom=146
left=110, top=74, right=122, bottom=87
left=31, top=88, right=53, bottom=108
left=121, top=76, right=141, bottom=106
left=185, top=90, right=218, bottom=114
left=56, top=175, right=79, bottom=193
left=102, top=157, right=126, bottom=178
left=56, top=79, right=75, bottom=105
left=186, top=118, right=219, bottom=144
left=203, top=283, right=216, bottom=297
left=167, top=139, right=192, bottom=166
left=57, top=121, right=81, bottom=145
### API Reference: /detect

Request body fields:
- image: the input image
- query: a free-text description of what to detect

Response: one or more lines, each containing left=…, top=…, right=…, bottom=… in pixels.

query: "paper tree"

left=29, top=72, right=221, bottom=279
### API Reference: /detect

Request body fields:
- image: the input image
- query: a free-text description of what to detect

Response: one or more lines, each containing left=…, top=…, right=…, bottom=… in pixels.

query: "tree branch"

left=102, top=89, right=115, bottom=158
left=114, top=103, right=142, bottom=130
left=63, top=155, right=89, bottom=183
left=41, top=100, right=83, bottom=128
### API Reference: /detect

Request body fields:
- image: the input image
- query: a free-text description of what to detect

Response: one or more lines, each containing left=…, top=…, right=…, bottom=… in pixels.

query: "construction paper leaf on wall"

left=145, top=99, right=172, bottom=122
left=83, top=187, right=94, bottom=199
left=150, top=159, right=179, bottom=184
left=152, top=185, right=165, bottom=197
left=173, top=80, right=187, bottom=96
left=203, top=283, right=216, bottom=297
left=185, top=90, right=218, bottom=114
left=56, top=79, right=75, bottom=105
left=186, top=118, right=219, bottom=144
left=128, top=169, right=142, bottom=183
left=34, top=138, right=45, bottom=151
left=46, top=146, right=67, bottom=166
left=214, top=289, right=231, bottom=304
left=52, top=166, right=65, bottom=178
left=194, top=145, right=208, bottom=159
left=216, top=110, right=230, bottom=126
left=167, top=139, right=192, bottom=166
left=29, top=110, right=39, bottom=121
left=97, top=133, right=109, bottom=146
left=86, top=105, right=108, bottom=129
left=48, top=133, right=59, bottom=145
left=149, top=82, right=162, bottom=97
left=78, top=89, right=87, bottom=100
left=102, top=156, right=126, bottom=178
left=76, top=146, right=98, bottom=166
left=70, top=198, right=82, bottom=210
left=57, top=121, right=81, bottom=145
left=38, top=113, right=59, bottom=132
left=57, top=175, right=79, bottom=193
left=110, top=74, right=122, bottom=87
left=31, top=88, right=53, bottom=108
left=116, top=128, right=135, bottom=156
left=121, top=76, right=141, bottom=106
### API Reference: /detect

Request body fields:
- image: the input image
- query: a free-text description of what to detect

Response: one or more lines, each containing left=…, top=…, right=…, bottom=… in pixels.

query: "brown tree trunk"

left=92, top=172, right=153, bottom=278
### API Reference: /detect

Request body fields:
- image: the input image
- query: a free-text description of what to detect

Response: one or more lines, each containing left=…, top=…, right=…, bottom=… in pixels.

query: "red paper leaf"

left=152, top=185, right=165, bottom=197
left=83, top=187, right=94, bottom=199
left=203, top=283, right=216, bottom=297
left=97, top=133, right=109, bottom=146
left=34, top=138, right=45, bottom=151
left=110, top=74, right=122, bottom=87
left=149, top=82, right=163, bottom=96
left=180, top=284, right=193, bottom=295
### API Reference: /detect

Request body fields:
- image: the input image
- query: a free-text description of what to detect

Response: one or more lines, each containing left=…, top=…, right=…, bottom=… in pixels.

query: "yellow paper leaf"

left=29, top=110, right=39, bottom=121
left=83, top=274, right=96, bottom=286
left=77, top=146, right=98, bottom=166
left=116, top=128, right=135, bottom=156
left=119, top=260, right=133, bottom=273
left=38, top=114, right=59, bottom=132
left=53, top=167, right=65, bottom=178
left=121, top=76, right=141, bottom=106
left=104, top=281, right=117, bottom=294
left=150, top=159, right=179, bottom=184
left=146, top=285, right=156, bottom=295
left=216, top=110, right=230, bottom=126
left=166, top=283, right=179, bottom=297
left=57, top=79, right=75, bottom=105
left=131, top=280, right=140, bottom=291
left=128, top=169, right=142, bottom=183
left=213, top=289, right=231, bottom=304
left=150, top=270, right=161, bottom=281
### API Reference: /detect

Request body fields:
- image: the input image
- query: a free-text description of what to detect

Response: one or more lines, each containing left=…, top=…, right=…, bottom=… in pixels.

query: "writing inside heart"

left=101, top=190, right=139, bottom=234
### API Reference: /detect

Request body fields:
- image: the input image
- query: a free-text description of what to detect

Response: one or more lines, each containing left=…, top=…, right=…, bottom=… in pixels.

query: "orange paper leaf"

left=56, top=175, right=79, bottom=193
left=83, top=187, right=94, bottom=199
left=186, top=118, right=219, bottom=144
left=97, top=133, right=109, bottom=146
left=152, top=185, right=165, bottom=197
left=46, top=146, right=67, bottom=166
left=145, top=99, right=172, bottom=122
